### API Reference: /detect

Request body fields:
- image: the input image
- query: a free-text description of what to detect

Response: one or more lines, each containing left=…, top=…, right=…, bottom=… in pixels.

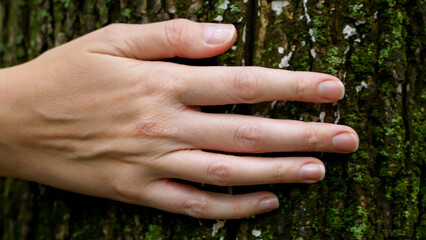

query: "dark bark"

left=0, top=0, right=424, bottom=239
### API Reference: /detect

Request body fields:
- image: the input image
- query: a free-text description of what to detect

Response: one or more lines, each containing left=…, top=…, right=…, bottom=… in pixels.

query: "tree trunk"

left=0, top=0, right=424, bottom=239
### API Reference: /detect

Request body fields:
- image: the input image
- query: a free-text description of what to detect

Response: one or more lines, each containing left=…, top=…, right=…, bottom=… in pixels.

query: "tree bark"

left=0, top=0, right=424, bottom=239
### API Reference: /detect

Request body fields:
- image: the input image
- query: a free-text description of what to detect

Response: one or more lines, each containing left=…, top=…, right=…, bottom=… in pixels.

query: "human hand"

left=0, top=19, right=358, bottom=219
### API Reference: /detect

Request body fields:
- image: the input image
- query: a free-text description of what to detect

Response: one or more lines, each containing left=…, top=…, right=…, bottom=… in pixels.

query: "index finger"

left=175, top=66, right=345, bottom=105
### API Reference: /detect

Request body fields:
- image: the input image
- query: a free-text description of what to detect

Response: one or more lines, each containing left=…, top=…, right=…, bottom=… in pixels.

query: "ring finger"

left=177, top=111, right=359, bottom=154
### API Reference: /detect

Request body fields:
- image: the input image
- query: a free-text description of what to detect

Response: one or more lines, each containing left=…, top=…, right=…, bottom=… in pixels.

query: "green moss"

left=3, top=178, right=14, bottom=197
left=229, top=4, right=241, bottom=13
left=349, top=43, right=376, bottom=74
left=54, top=0, right=71, bottom=8
left=411, top=106, right=426, bottom=165
left=322, top=46, right=346, bottom=76
left=122, top=8, right=132, bottom=19
left=350, top=206, right=369, bottom=240
left=145, top=224, right=163, bottom=240
left=259, top=226, right=275, bottom=239
left=214, top=0, right=227, bottom=15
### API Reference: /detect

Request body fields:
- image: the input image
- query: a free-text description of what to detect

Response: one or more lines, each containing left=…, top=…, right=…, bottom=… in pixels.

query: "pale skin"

left=0, top=19, right=359, bottom=219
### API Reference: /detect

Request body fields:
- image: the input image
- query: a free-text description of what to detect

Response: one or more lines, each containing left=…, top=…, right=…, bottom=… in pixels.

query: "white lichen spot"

left=310, top=48, right=316, bottom=58
left=242, top=24, right=247, bottom=42
left=334, top=110, right=341, bottom=124
left=343, top=25, right=356, bottom=39
left=244, top=0, right=248, bottom=3
left=344, top=46, right=351, bottom=55
left=355, top=20, right=366, bottom=26
left=278, top=52, right=293, bottom=68
left=373, top=11, right=378, bottom=19
left=168, top=7, right=176, bottom=14
left=271, top=100, right=277, bottom=109
left=252, top=229, right=262, bottom=237
left=212, top=220, right=226, bottom=237
left=303, top=0, right=311, bottom=23
left=309, top=28, right=316, bottom=42
left=334, top=112, right=341, bottom=124
left=354, top=38, right=361, bottom=43
left=218, top=0, right=230, bottom=10
left=319, top=111, right=326, bottom=123
left=278, top=47, right=284, bottom=54
left=214, top=15, right=223, bottom=22
left=301, top=41, right=306, bottom=47
left=271, top=1, right=289, bottom=15
left=219, top=237, right=224, bottom=240
left=238, top=17, right=243, bottom=23
left=242, top=59, right=245, bottom=66
left=231, top=46, right=237, bottom=51
left=397, top=83, right=403, bottom=94
left=257, top=10, right=260, bottom=16
left=355, top=81, right=368, bottom=92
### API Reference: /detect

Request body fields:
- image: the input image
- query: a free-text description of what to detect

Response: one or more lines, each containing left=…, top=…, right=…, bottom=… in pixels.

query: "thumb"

left=87, top=19, right=237, bottom=60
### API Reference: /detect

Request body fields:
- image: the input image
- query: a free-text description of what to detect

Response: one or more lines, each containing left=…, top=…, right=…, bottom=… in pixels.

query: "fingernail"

left=300, top=164, right=326, bottom=181
left=332, top=133, right=359, bottom=152
left=258, top=197, right=279, bottom=212
left=318, top=81, right=345, bottom=100
left=203, top=24, right=235, bottom=45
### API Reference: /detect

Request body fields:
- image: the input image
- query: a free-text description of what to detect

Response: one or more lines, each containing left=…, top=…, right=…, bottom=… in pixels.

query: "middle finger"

left=175, top=65, right=345, bottom=105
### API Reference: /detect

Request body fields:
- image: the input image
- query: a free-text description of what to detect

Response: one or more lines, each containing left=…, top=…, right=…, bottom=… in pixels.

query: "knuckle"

left=293, top=75, right=307, bottom=99
left=113, top=179, right=144, bottom=201
left=164, top=19, right=190, bottom=47
left=134, top=118, right=164, bottom=137
left=183, top=196, right=209, bottom=219
left=234, top=122, right=262, bottom=152
left=101, top=23, right=124, bottom=44
left=207, top=161, right=232, bottom=186
left=301, top=125, right=319, bottom=151
left=103, top=23, right=123, bottom=36
left=232, top=69, right=261, bottom=102
left=148, top=66, right=184, bottom=97
left=162, top=76, right=184, bottom=96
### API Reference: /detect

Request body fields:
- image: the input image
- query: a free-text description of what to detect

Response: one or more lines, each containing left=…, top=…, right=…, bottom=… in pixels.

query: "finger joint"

left=234, top=122, right=262, bottom=152
left=164, top=19, right=190, bottom=52
left=232, top=69, right=261, bottom=103
left=272, top=162, right=286, bottom=182
left=207, top=161, right=232, bottom=186
left=301, top=125, right=319, bottom=151
left=293, top=75, right=307, bottom=100
left=183, top=196, right=209, bottom=219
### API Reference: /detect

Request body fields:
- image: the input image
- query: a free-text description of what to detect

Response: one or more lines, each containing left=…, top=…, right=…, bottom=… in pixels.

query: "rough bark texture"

left=0, top=0, right=425, bottom=239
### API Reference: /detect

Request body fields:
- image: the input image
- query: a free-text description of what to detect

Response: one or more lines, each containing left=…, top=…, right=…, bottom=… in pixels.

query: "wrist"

left=0, top=66, right=25, bottom=177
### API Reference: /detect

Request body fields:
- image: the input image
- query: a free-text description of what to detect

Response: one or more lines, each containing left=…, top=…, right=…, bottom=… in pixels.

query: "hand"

left=0, top=19, right=359, bottom=219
